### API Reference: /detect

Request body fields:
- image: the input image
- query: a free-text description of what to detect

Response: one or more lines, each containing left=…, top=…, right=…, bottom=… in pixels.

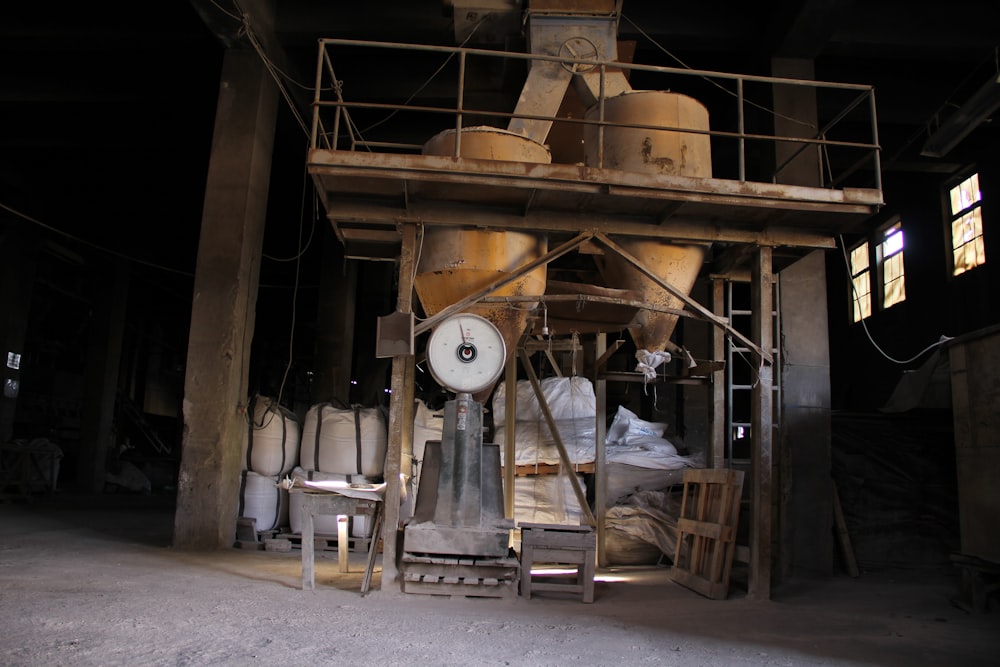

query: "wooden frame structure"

left=305, top=38, right=883, bottom=598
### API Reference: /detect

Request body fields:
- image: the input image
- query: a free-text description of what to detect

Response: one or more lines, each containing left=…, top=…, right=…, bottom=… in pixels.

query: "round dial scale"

left=426, top=314, right=507, bottom=394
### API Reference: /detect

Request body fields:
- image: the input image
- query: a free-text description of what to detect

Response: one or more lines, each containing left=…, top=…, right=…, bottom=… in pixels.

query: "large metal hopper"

left=585, top=91, right=712, bottom=352
left=414, top=127, right=550, bottom=373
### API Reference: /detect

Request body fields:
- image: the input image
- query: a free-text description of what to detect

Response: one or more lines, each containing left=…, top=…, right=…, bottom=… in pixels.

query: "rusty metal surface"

left=308, top=150, right=882, bottom=252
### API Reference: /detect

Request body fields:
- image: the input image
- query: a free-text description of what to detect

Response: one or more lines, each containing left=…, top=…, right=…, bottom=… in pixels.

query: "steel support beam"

left=749, top=246, right=774, bottom=600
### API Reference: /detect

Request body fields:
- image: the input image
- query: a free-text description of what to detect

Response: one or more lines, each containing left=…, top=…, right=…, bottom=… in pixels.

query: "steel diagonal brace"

left=413, top=231, right=595, bottom=336
left=517, top=348, right=597, bottom=528
left=594, top=232, right=773, bottom=364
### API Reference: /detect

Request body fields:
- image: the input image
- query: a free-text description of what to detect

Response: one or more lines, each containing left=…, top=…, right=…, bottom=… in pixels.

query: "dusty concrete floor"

left=1, top=494, right=997, bottom=666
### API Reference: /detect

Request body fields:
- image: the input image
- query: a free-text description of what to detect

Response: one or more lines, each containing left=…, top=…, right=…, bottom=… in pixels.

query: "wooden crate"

left=670, top=468, right=744, bottom=600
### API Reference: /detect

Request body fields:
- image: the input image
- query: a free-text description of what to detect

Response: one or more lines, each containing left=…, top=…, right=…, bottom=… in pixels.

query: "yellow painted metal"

left=415, top=127, right=550, bottom=365
left=586, top=91, right=712, bottom=352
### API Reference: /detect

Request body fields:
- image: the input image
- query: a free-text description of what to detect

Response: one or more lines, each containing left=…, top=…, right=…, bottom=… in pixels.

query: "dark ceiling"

left=2, top=0, right=999, bottom=278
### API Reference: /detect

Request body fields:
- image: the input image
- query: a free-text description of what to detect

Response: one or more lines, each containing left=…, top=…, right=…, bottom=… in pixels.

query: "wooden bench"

left=519, top=522, right=596, bottom=603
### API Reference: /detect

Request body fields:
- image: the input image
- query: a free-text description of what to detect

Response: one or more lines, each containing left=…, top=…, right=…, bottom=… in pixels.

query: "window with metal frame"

left=948, top=172, right=985, bottom=276
left=849, top=241, right=871, bottom=322
left=879, top=221, right=906, bottom=309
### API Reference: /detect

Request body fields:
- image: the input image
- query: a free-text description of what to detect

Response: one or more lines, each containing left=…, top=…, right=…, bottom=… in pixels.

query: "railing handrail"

left=310, top=38, right=881, bottom=189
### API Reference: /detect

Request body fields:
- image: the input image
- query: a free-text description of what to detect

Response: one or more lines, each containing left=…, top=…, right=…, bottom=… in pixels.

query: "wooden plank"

left=676, top=518, right=731, bottom=541
left=505, top=462, right=596, bottom=476
left=402, top=579, right=518, bottom=599
left=832, top=481, right=860, bottom=577
left=527, top=547, right=591, bottom=564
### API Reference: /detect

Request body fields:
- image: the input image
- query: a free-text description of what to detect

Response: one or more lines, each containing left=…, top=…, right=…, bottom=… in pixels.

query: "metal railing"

left=310, top=38, right=881, bottom=192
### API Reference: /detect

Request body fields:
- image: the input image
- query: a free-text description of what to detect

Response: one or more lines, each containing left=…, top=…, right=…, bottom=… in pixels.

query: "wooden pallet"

left=505, top=462, right=595, bottom=476
left=400, top=552, right=520, bottom=599
left=670, top=468, right=745, bottom=600
left=277, top=532, right=373, bottom=554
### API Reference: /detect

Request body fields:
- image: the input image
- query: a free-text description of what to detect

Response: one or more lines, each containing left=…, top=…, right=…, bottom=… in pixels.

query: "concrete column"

left=0, top=218, right=38, bottom=444
left=779, top=250, right=833, bottom=577
left=77, top=260, right=130, bottom=492
left=313, top=232, right=356, bottom=404
left=771, top=58, right=822, bottom=187
left=174, top=48, right=279, bottom=550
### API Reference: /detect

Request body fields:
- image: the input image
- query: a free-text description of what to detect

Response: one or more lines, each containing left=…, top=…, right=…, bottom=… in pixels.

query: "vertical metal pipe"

left=455, top=51, right=466, bottom=157
left=311, top=43, right=325, bottom=150
left=737, top=77, right=746, bottom=182
left=750, top=246, right=774, bottom=601
left=869, top=88, right=882, bottom=193
left=594, top=332, right=608, bottom=567
left=711, top=279, right=726, bottom=469
left=597, top=64, right=606, bottom=169
left=503, top=353, right=516, bottom=520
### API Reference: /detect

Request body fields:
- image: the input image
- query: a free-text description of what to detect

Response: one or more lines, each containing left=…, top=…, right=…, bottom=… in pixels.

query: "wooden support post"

left=594, top=333, right=608, bottom=566
left=503, top=352, right=517, bottom=520
left=382, top=223, right=417, bottom=590
left=749, top=246, right=774, bottom=599
left=711, top=278, right=726, bottom=470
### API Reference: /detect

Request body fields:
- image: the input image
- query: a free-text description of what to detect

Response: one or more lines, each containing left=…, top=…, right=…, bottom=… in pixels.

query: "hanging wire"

left=274, top=163, right=312, bottom=408
left=620, top=13, right=817, bottom=131
left=229, top=0, right=311, bottom=137
left=838, top=234, right=953, bottom=365
left=0, top=201, right=194, bottom=278
left=358, top=15, right=489, bottom=135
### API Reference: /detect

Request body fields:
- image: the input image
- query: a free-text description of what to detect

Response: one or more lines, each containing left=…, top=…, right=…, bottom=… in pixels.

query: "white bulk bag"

left=492, top=377, right=596, bottom=423
left=239, top=471, right=288, bottom=532
left=494, top=418, right=597, bottom=467
left=242, top=395, right=300, bottom=476
left=299, top=404, right=387, bottom=478
left=510, top=474, right=585, bottom=526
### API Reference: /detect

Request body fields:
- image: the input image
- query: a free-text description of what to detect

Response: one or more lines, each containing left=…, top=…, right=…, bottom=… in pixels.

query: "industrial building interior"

left=1, top=1, right=999, bottom=664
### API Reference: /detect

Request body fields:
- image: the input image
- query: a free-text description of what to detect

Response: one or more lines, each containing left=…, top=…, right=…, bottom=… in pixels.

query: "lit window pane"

left=882, top=232, right=905, bottom=309
left=850, top=244, right=869, bottom=271
left=883, top=227, right=904, bottom=256
left=949, top=174, right=985, bottom=276
left=849, top=242, right=871, bottom=322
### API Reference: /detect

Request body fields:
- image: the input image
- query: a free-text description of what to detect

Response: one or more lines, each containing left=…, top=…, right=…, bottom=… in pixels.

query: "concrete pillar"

left=771, top=58, right=822, bottom=187
left=174, top=48, right=279, bottom=550
left=0, top=218, right=38, bottom=444
left=77, top=260, right=130, bottom=492
left=779, top=250, right=833, bottom=577
left=313, top=232, right=356, bottom=404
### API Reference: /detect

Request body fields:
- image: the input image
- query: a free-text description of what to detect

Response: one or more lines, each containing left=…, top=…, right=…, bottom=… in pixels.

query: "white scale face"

left=426, top=314, right=507, bottom=394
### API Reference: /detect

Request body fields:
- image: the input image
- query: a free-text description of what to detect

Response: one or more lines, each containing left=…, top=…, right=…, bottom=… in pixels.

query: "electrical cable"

left=837, top=234, right=953, bottom=365
left=358, top=15, right=488, bottom=135
left=274, top=162, right=310, bottom=408
left=620, top=13, right=817, bottom=131
left=0, top=200, right=194, bottom=278
left=230, top=1, right=310, bottom=138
